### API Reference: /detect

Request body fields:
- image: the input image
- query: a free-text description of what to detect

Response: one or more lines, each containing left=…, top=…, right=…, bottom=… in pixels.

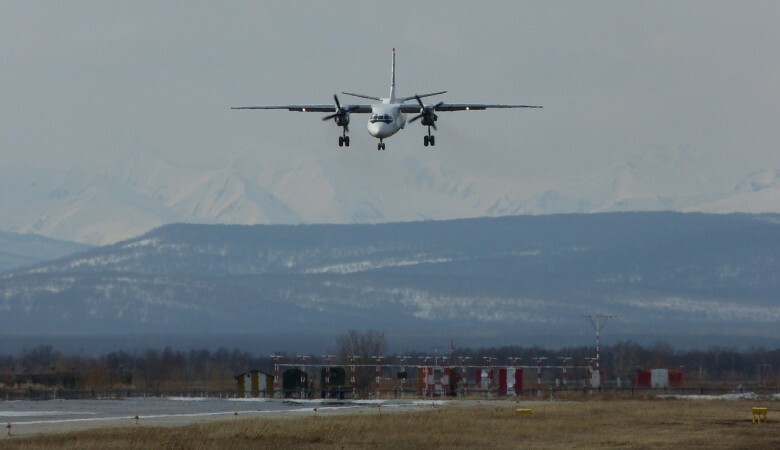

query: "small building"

left=635, top=369, right=684, bottom=388
left=282, top=368, right=311, bottom=398
left=651, top=369, right=669, bottom=388
left=235, top=370, right=273, bottom=398
left=668, top=369, right=683, bottom=387
left=320, top=366, right=350, bottom=399
left=475, top=368, right=493, bottom=391
left=497, top=368, right=523, bottom=396
left=590, top=369, right=604, bottom=389
left=418, top=367, right=457, bottom=396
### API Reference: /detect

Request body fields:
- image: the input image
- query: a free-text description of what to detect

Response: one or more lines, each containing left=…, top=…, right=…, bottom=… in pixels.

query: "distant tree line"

left=0, top=345, right=267, bottom=395
left=1, top=337, right=779, bottom=397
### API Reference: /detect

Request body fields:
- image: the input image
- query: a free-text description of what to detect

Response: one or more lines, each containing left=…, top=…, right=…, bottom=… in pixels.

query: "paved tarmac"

left=1, top=397, right=444, bottom=437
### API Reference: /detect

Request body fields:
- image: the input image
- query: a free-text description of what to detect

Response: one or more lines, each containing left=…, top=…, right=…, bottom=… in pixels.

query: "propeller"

left=322, top=94, right=352, bottom=131
left=409, top=95, right=443, bottom=130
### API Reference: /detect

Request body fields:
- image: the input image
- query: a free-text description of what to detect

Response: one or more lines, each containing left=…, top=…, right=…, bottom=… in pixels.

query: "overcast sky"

left=2, top=1, right=779, bottom=189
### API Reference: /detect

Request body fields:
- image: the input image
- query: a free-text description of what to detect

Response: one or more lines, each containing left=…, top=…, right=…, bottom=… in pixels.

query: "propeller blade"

left=411, top=96, right=442, bottom=126
left=432, top=102, right=442, bottom=130
left=324, top=95, right=344, bottom=121
left=415, top=95, right=425, bottom=109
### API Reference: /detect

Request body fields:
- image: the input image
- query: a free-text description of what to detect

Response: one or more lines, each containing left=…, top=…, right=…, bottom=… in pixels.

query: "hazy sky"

left=2, top=1, right=780, bottom=188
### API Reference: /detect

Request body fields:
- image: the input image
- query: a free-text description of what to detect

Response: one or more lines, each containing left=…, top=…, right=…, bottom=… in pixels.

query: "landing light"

left=466, top=107, right=470, bottom=111
left=302, top=108, right=306, bottom=112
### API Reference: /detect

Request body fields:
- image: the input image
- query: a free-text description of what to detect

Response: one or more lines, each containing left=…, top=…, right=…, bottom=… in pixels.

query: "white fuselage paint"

left=367, top=103, right=406, bottom=139
left=367, top=49, right=405, bottom=141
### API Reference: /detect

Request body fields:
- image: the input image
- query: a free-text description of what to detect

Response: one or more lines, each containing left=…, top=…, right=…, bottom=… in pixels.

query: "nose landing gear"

left=377, top=140, right=386, bottom=151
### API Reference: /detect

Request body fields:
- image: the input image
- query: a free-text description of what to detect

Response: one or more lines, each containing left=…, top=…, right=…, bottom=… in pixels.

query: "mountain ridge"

left=2, top=212, right=779, bottom=349
left=0, top=231, right=91, bottom=274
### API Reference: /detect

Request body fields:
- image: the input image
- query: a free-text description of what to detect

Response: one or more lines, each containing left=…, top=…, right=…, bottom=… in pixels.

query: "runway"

left=1, top=397, right=440, bottom=437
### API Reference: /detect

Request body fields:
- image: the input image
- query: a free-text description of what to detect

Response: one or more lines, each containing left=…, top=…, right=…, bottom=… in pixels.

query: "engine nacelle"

left=421, top=113, right=435, bottom=127
left=334, top=112, right=350, bottom=127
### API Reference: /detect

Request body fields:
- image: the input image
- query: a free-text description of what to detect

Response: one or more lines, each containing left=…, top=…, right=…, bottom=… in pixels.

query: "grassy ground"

left=2, top=397, right=779, bottom=449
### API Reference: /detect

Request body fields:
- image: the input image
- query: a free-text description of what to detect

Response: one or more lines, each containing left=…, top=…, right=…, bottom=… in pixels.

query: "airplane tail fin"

left=389, top=48, right=396, bottom=103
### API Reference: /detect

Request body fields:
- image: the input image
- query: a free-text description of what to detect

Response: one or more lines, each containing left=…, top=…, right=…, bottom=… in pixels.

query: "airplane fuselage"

left=367, top=103, right=406, bottom=140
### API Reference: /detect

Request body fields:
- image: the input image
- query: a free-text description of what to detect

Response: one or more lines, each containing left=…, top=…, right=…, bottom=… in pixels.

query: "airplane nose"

left=368, top=122, right=392, bottom=138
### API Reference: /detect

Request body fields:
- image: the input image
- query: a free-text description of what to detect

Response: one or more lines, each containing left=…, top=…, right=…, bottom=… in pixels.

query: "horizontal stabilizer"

left=342, top=92, right=382, bottom=101
left=399, top=91, right=447, bottom=102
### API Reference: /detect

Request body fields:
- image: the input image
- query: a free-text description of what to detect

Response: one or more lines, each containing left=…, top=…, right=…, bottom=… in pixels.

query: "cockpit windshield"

left=369, top=114, right=393, bottom=124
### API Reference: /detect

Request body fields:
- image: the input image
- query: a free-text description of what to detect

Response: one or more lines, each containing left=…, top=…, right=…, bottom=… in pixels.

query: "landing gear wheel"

left=338, top=136, right=344, bottom=147
left=344, top=136, right=350, bottom=147
left=424, top=125, right=436, bottom=147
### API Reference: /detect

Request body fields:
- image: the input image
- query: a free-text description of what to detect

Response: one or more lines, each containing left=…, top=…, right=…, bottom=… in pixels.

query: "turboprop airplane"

left=232, top=49, right=542, bottom=151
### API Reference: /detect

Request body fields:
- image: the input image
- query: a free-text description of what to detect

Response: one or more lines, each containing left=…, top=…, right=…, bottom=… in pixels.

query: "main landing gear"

left=423, top=126, right=436, bottom=147
left=338, top=128, right=350, bottom=147
left=377, top=140, right=386, bottom=151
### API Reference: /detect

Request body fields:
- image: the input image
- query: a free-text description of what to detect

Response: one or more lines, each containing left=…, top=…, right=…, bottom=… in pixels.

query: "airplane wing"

left=399, top=103, right=543, bottom=113
left=231, top=104, right=373, bottom=113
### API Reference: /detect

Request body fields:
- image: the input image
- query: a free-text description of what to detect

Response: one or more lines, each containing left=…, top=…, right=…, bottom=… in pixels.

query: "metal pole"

left=322, top=355, right=333, bottom=399
left=459, top=356, right=470, bottom=397
left=398, top=356, right=409, bottom=398
left=585, top=357, right=598, bottom=391
left=349, top=356, right=359, bottom=398
left=559, top=357, right=571, bottom=389
left=584, top=315, right=615, bottom=372
left=418, top=356, right=431, bottom=397
left=272, top=353, right=282, bottom=399
left=298, top=355, right=309, bottom=399
left=373, top=356, right=384, bottom=398
left=535, top=357, right=547, bottom=396
left=483, top=357, right=495, bottom=396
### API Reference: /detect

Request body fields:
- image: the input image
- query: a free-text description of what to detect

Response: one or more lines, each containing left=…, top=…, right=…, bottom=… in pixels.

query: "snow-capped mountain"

left=0, top=147, right=775, bottom=245
left=691, top=169, right=780, bottom=213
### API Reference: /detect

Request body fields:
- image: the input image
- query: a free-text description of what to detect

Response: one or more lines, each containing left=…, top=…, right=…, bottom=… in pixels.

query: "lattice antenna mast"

left=584, top=315, right=615, bottom=371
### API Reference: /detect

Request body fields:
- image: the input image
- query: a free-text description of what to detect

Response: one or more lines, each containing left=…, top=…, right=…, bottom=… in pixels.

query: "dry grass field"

left=2, top=397, right=779, bottom=449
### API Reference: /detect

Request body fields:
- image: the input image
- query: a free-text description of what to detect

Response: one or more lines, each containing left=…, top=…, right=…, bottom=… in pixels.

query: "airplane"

left=232, top=49, right=542, bottom=151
